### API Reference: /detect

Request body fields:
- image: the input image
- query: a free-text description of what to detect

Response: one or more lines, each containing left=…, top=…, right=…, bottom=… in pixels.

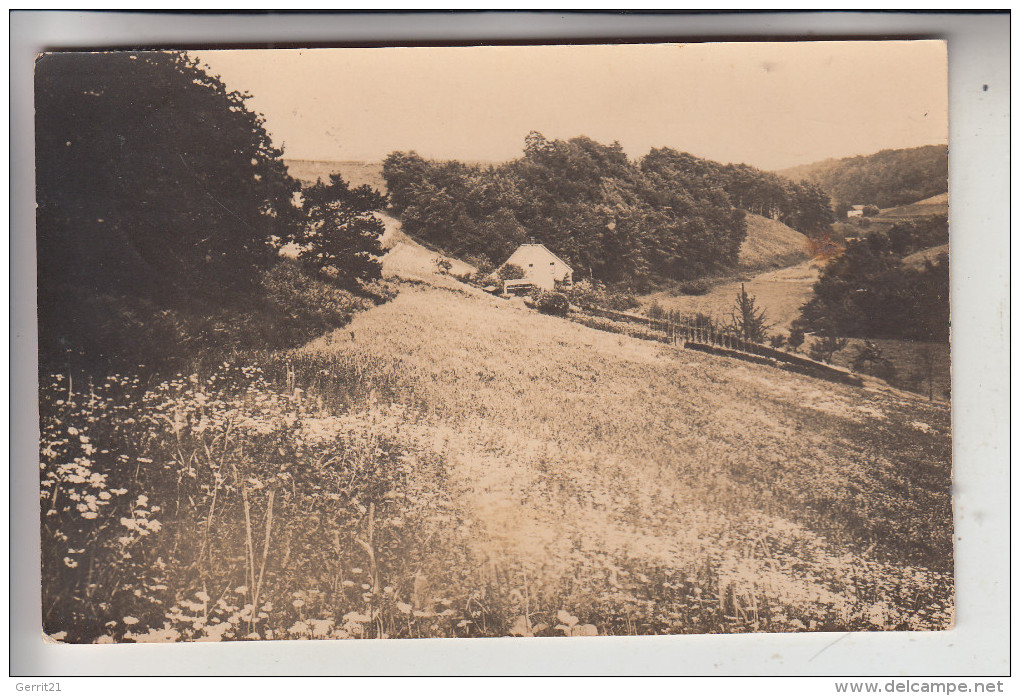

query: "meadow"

left=640, top=260, right=822, bottom=332
left=40, top=267, right=954, bottom=642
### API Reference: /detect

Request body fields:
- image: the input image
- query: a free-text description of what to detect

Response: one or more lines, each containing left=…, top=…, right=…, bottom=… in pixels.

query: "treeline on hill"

left=383, top=133, right=833, bottom=291
left=36, top=52, right=388, bottom=375
left=781, top=144, right=948, bottom=213
left=796, top=216, right=950, bottom=342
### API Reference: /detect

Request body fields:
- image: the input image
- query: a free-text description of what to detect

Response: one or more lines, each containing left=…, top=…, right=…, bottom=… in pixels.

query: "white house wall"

left=504, top=245, right=572, bottom=290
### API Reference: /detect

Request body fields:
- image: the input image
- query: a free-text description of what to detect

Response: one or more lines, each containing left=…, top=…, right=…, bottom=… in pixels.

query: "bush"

left=851, top=341, right=897, bottom=381
left=646, top=302, right=665, bottom=320
left=808, top=336, right=849, bottom=364
left=536, top=291, right=570, bottom=316
left=256, top=260, right=375, bottom=346
left=786, top=328, right=806, bottom=352
left=497, top=264, right=526, bottom=281
left=676, top=281, right=710, bottom=296
left=769, top=333, right=786, bottom=349
left=603, top=290, right=640, bottom=311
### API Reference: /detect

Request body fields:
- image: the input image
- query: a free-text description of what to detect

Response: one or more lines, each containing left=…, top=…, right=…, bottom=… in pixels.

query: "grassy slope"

left=641, top=261, right=821, bottom=332
left=639, top=213, right=813, bottom=332
left=875, top=192, right=949, bottom=221
left=738, top=213, right=811, bottom=273
left=296, top=276, right=953, bottom=632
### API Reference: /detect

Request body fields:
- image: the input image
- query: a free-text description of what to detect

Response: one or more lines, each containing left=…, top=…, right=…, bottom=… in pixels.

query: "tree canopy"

left=795, top=239, right=949, bottom=342
left=36, top=51, right=302, bottom=366
left=384, top=134, right=834, bottom=291
left=780, top=145, right=948, bottom=211
left=295, top=174, right=386, bottom=287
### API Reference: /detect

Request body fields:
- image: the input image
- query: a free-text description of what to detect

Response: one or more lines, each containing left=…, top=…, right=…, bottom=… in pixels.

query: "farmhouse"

left=846, top=205, right=866, bottom=219
left=499, top=243, right=573, bottom=292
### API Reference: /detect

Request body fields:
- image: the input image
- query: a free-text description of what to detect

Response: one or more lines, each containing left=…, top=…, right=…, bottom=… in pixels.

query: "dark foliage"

left=787, top=328, right=806, bottom=351
left=536, top=291, right=570, bottom=316
left=385, top=135, right=753, bottom=289
left=642, top=149, right=835, bottom=238
left=851, top=341, right=898, bottom=381
left=295, top=174, right=386, bottom=287
left=808, top=336, right=849, bottom=364
left=676, top=281, right=710, bottom=296
left=384, top=135, right=835, bottom=291
left=884, top=216, right=949, bottom=257
left=36, top=51, right=302, bottom=371
left=497, top=263, right=526, bottom=281
left=796, top=241, right=950, bottom=342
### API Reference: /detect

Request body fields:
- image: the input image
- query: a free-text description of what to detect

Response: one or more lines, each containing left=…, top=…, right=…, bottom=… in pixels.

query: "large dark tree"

left=35, top=51, right=300, bottom=365
left=296, top=174, right=386, bottom=286
left=796, top=240, right=950, bottom=342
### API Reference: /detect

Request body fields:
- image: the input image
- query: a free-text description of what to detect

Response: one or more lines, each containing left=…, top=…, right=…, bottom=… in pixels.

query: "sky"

left=196, top=41, right=947, bottom=171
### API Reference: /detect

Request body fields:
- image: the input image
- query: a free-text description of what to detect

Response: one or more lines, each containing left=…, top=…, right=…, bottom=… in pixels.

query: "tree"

left=851, top=340, right=896, bottom=381
left=787, top=328, right=806, bottom=352
left=730, top=283, right=771, bottom=343
left=295, top=174, right=386, bottom=287
left=35, top=51, right=301, bottom=365
left=808, top=336, right=849, bottom=364
left=497, top=263, right=526, bottom=281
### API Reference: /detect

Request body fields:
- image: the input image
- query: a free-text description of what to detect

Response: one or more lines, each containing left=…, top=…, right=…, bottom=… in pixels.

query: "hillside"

left=738, top=213, right=811, bottom=272
left=379, top=213, right=478, bottom=282
left=291, top=273, right=953, bottom=633
left=642, top=260, right=820, bottom=332
left=902, top=243, right=950, bottom=270
left=875, top=192, right=949, bottom=221
left=779, top=145, right=948, bottom=210
left=285, top=159, right=388, bottom=192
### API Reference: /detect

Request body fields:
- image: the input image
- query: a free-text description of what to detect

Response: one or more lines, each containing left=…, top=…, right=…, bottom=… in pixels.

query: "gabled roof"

left=503, top=243, right=573, bottom=272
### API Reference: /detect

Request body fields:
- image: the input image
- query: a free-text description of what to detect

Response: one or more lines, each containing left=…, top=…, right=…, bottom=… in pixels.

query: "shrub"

left=787, top=328, right=806, bottom=352
left=646, top=302, right=665, bottom=320
left=256, top=260, right=375, bottom=347
left=676, top=281, right=709, bottom=296
left=536, top=291, right=570, bottom=316
left=603, top=290, right=640, bottom=311
left=808, top=335, right=849, bottom=364
left=769, top=333, right=786, bottom=349
left=497, top=264, right=526, bottom=281
left=851, top=340, right=897, bottom=381
left=464, top=255, right=496, bottom=276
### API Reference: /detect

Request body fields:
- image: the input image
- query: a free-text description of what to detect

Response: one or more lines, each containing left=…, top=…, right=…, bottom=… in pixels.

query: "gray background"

left=10, top=10, right=1010, bottom=676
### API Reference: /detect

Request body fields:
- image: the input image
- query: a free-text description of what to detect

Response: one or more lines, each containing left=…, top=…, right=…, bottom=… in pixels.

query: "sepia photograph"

left=34, top=39, right=956, bottom=646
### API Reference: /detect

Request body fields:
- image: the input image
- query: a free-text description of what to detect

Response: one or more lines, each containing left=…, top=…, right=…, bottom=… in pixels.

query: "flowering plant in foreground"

left=40, top=347, right=953, bottom=642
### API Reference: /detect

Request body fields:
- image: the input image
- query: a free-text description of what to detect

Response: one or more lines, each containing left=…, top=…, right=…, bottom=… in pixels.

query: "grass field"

left=738, top=213, right=811, bottom=273
left=288, top=277, right=954, bottom=634
left=42, top=265, right=954, bottom=641
left=874, top=192, right=949, bottom=221
left=641, top=260, right=821, bottom=332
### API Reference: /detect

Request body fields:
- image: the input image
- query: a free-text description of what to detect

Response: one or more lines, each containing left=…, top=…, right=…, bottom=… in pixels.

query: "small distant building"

left=499, top=242, right=573, bottom=292
left=846, top=205, right=866, bottom=219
